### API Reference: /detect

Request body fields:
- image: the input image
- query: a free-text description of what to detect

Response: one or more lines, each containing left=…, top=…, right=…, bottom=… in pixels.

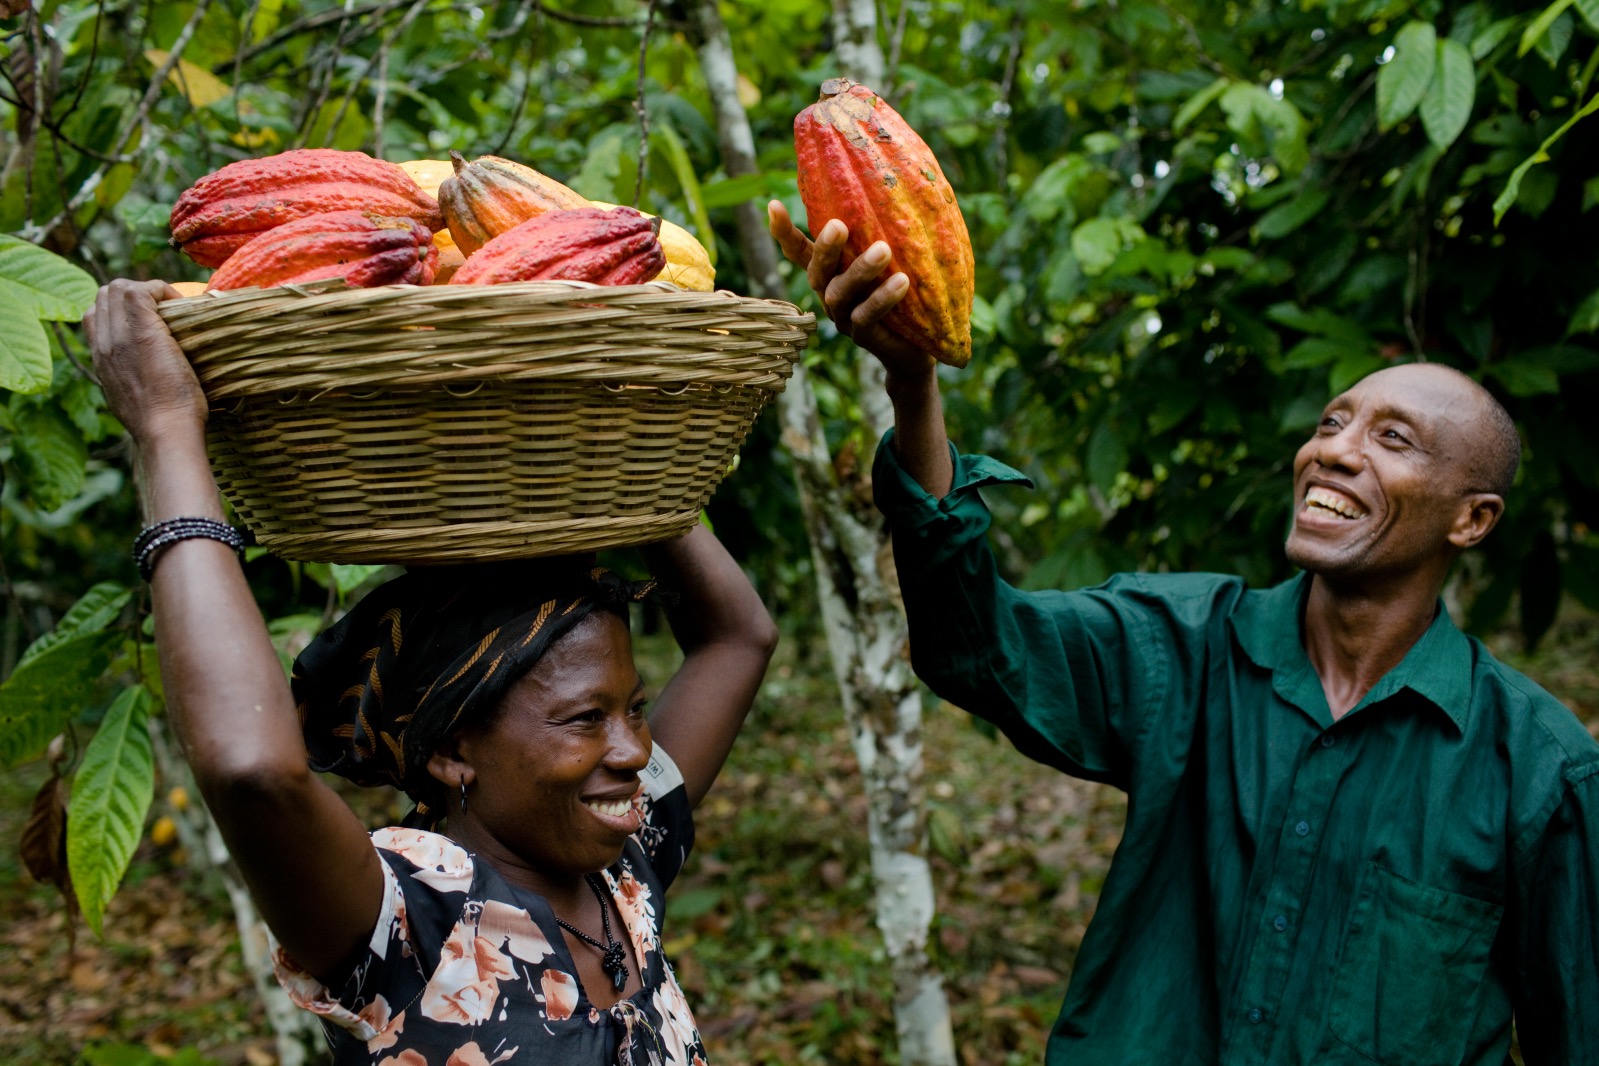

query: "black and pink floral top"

left=272, top=746, right=707, bottom=1066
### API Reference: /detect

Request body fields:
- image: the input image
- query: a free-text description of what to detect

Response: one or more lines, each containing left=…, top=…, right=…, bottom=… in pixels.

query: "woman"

left=85, top=279, right=779, bottom=1065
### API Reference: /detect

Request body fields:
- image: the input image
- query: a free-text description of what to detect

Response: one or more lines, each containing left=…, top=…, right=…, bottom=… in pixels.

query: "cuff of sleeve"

left=872, top=429, right=1033, bottom=572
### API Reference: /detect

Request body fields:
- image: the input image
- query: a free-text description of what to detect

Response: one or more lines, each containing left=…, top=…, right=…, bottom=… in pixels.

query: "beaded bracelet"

left=133, top=517, right=247, bottom=581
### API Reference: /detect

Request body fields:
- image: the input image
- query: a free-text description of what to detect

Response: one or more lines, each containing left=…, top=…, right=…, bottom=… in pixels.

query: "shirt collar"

left=1231, top=572, right=1473, bottom=732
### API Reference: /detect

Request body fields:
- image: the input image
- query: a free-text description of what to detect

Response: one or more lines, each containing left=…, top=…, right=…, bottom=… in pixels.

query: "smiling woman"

left=82, top=278, right=780, bottom=1066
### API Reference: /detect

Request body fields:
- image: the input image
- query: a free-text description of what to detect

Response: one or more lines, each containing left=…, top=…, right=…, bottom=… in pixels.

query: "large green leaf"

left=1257, top=187, right=1330, bottom=239
left=0, top=306, right=51, bottom=394
left=1578, top=0, right=1599, bottom=31
left=654, top=121, right=716, bottom=267
left=1172, top=77, right=1229, bottom=132
left=18, top=583, right=132, bottom=668
left=1419, top=40, right=1475, bottom=151
left=1376, top=22, right=1438, bottom=131
left=0, top=236, right=97, bottom=321
left=67, top=685, right=155, bottom=937
left=0, top=629, right=122, bottom=767
left=12, top=402, right=89, bottom=511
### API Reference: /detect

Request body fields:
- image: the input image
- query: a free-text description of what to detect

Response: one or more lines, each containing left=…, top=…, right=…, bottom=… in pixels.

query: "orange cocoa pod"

left=205, top=210, right=437, bottom=291
left=170, top=149, right=442, bottom=268
left=450, top=207, right=664, bottom=286
left=437, top=150, right=592, bottom=257
left=793, top=78, right=974, bottom=368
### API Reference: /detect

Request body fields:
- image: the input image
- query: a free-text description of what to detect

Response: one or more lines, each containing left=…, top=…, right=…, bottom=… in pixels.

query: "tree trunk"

left=688, top=6, right=956, bottom=1063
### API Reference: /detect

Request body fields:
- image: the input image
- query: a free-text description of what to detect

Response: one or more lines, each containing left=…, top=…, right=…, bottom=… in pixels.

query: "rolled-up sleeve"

left=873, top=432, right=1174, bottom=790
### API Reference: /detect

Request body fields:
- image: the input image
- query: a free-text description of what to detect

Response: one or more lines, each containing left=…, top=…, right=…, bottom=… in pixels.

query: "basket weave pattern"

left=158, top=281, right=814, bottom=563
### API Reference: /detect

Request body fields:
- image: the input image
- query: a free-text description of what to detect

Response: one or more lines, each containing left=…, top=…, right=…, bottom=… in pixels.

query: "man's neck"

left=1301, top=572, right=1443, bottom=720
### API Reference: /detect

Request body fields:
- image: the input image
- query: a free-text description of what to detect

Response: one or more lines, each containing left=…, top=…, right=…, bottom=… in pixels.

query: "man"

left=770, top=204, right=1599, bottom=1065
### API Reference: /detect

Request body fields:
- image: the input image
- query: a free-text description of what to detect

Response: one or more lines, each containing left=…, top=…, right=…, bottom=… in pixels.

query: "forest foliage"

left=3, top=0, right=1599, bottom=965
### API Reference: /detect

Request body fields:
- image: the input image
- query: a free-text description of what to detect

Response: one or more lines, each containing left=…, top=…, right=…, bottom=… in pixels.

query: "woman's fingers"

left=767, top=200, right=814, bottom=270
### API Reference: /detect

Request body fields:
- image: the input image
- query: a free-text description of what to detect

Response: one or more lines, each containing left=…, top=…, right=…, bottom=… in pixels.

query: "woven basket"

left=157, top=280, right=814, bottom=564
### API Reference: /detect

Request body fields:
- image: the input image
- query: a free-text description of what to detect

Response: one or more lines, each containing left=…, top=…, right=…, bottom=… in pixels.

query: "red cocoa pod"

left=793, top=78, right=974, bottom=368
left=204, top=210, right=437, bottom=291
left=449, top=207, right=665, bottom=286
left=170, top=149, right=443, bottom=268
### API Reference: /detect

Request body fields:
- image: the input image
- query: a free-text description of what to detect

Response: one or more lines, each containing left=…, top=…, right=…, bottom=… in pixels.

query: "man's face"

left=1284, top=365, right=1485, bottom=582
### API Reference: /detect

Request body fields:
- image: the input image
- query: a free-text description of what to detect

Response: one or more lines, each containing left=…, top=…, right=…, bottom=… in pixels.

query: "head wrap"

left=291, top=557, right=660, bottom=825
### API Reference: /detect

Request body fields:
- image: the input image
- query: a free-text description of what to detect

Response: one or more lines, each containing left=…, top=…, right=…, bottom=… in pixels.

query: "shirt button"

left=1319, top=734, right=1336, bottom=749
left=1272, top=914, right=1289, bottom=932
left=1295, top=820, right=1311, bottom=837
left=1247, top=1008, right=1265, bottom=1024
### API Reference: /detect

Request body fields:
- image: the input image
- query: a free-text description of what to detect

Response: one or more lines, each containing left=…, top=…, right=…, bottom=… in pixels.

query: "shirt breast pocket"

left=1326, top=863, right=1503, bottom=1066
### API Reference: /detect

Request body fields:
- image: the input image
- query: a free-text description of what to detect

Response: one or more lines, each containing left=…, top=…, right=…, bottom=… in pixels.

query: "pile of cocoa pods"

left=169, top=148, right=713, bottom=291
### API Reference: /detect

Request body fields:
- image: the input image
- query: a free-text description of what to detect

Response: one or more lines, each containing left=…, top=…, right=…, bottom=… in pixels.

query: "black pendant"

left=602, top=943, right=629, bottom=992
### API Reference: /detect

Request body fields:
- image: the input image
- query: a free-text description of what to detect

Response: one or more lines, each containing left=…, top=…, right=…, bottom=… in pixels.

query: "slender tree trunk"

left=689, top=5, right=955, bottom=1063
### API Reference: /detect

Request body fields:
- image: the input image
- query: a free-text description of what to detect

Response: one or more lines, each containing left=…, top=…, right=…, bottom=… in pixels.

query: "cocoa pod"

left=205, top=210, right=437, bottom=291
left=397, top=158, right=466, bottom=282
left=170, top=149, right=442, bottom=268
left=591, top=200, right=715, bottom=291
left=449, top=207, right=664, bottom=286
left=793, top=78, right=974, bottom=368
left=437, top=151, right=591, bottom=257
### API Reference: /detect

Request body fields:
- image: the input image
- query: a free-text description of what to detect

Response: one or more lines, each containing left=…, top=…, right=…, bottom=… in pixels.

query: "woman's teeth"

left=585, top=799, right=634, bottom=818
left=1305, top=487, right=1367, bottom=519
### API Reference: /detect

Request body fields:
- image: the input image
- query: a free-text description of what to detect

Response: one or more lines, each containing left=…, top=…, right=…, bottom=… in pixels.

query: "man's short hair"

left=1474, top=387, right=1521, bottom=499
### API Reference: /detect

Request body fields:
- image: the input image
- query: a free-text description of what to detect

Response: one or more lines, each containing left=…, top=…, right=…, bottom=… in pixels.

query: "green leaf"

left=1419, top=40, right=1475, bottom=150
left=1569, top=289, right=1599, bottom=334
left=1535, top=10, right=1575, bottom=65
left=1485, top=360, right=1561, bottom=396
left=698, top=173, right=778, bottom=209
left=18, top=583, right=132, bottom=667
left=1264, top=304, right=1371, bottom=344
left=12, top=402, right=88, bottom=511
left=1519, top=0, right=1574, bottom=56
left=1172, top=77, right=1229, bottom=132
left=1377, top=22, right=1438, bottom=131
left=1495, top=92, right=1599, bottom=224
left=1471, top=16, right=1522, bottom=60
left=68, top=685, right=155, bottom=937
left=1071, top=217, right=1124, bottom=276
left=1284, top=337, right=1370, bottom=369
left=1257, top=187, right=1330, bottom=239
left=1578, top=0, right=1599, bottom=31
left=0, top=236, right=97, bottom=320
left=1329, top=352, right=1388, bottom=394
left=0, top=630, right=122, bottom=767
left=0, top=304, right=51, bottom=394
left=1086, top=422, right=1128, bottom=495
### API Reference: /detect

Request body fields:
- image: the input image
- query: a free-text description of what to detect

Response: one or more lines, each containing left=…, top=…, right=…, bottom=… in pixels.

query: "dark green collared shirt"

left=873, top=434, right=1599, bottom=1066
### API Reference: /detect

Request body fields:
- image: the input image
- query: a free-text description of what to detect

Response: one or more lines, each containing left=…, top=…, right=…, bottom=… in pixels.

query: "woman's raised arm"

left=640, top=524, right=778, bottom=808
left=86, top=280, right=382, bottom=983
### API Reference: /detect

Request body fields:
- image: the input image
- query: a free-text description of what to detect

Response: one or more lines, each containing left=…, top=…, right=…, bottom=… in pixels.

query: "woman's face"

left=453, top=611, right=651, bottom=879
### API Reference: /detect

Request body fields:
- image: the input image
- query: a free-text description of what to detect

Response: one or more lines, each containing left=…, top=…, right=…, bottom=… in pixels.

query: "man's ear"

left=1449, top=492, right=1504, bottom=550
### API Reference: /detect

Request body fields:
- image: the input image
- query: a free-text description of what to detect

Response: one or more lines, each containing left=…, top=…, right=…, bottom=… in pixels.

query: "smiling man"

left=770, top=207, right=1599, bottom=1065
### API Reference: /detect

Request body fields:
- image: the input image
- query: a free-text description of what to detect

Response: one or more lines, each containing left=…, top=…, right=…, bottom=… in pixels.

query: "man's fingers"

left=767, top=201, right=814, bottom=270
left=807, top=219, right=848, bottom=297
left=850, top=272, right=910, bottom=332
left=823, top=240, right=893, bottom=321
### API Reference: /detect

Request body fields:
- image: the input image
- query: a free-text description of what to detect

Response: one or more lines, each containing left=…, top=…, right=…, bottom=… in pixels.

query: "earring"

left=459, top=778, right=469, bottom=815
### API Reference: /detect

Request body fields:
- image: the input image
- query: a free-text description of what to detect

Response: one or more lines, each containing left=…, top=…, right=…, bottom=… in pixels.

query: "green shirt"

left=873, top=434, right=1599, bottom=1066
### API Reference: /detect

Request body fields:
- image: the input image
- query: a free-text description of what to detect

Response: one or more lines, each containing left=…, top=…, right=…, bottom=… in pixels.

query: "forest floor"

left=3, top=606, right=1597, bottom=1066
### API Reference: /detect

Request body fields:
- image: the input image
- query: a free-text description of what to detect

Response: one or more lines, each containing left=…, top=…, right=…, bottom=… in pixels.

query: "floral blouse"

left=272, top=745, right=707, bottom=1066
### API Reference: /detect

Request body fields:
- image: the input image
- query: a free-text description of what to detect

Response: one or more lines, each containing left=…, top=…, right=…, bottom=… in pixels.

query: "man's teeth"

left=585, top=799, right=634, bottom=818
left=1305, top=488, right=1367, bottom=519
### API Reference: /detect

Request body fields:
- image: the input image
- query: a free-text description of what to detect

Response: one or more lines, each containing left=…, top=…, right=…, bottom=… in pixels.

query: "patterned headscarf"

left=291, top=557, right=659, bottom=825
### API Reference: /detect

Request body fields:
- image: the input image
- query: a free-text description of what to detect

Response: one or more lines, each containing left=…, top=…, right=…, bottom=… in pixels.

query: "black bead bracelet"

left=133, top=517, right=247, bottom=581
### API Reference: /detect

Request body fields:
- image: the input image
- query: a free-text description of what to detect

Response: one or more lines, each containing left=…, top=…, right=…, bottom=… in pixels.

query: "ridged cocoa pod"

left=170, top=149, right=443, bottom=268
left=450, top=207, right=664, bottom=286
left=794, top=78, right=974, bottom=368
left=438, top=150, right=592, bottom=257
left=205, top=210, right=438, bottom=291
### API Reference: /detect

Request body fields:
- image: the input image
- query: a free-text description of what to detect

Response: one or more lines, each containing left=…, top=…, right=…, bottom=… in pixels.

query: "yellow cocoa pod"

left=397, top=158, right=463, bottom=270
left=150, top=816, right=178, bottom=847
left=590, top=201, right=714, bottom=291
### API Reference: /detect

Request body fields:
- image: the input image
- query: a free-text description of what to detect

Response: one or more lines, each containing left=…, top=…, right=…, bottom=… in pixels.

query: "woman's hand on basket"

left=84, top=279, right=207, bottom=444
left=767, top=201, right=935, bottom=386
